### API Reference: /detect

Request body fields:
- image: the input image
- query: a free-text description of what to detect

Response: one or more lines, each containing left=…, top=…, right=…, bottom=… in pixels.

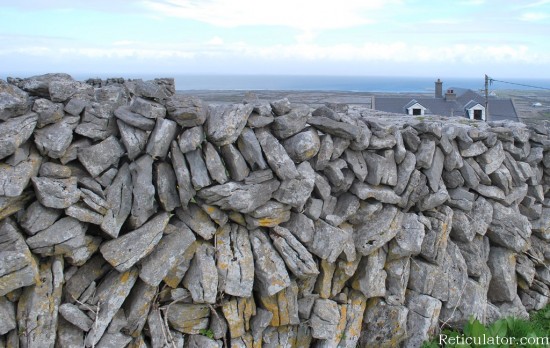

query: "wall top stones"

left=1, top=73, right=550, bottom=347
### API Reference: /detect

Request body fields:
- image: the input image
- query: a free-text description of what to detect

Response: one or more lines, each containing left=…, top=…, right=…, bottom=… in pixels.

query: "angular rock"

left=255, top=127, right=299, bottom=180
left=394, top=151, right=416, bottom=195
left=32, top=176, right=80, bottom=209
left=78, top=135, right=124, bottom=177
left=270, top=226, right=319, bottom=279
left=0, top=296, right=16, bottom=336
left=360, top=298, right=408, bottom=348
left=186, top=148, right=212, bottom=189
left=75, top=103, right=118, bottom=141
left=114, top=105, right=156, bottom=130
left=129, top=96, right=166, bottom=119
left=154, top=161, right=180, bottom=211
left=279, top=212, right=314, bottom=244
left=270, top=98, right=292, bottom=116
left=32, top=98, right=64, bottom=127
left=355, top=205, right=403, bottom=256
left=117, top=120, right=149, bottom=160
left=250, top=308, right=273, bottom=344
left=207, top=103, right=253, bottom=146
left=460, top=140, right=488, bottom=157
left=245, top=200, right=291, bottom=228
left=139, top=223, right=196, bottom=286
left=308, top=219, right=348, bottom=263
left=222, top=296, right=256, bottom=338
left=487, top=202, right=531, bottom=252
left=488, top=247, right=517, bottom=302
left=0, top=219, right=39, bottom=296
left=388, top=213, right=425, bottom=261
left=250, top=229, right=291, bottom=296
left=310, top=299, right=340, bottom=340
left=423, top=147, right=444, bottom=192
left=167, top=303, right=210, bottom=334
left=146, top=117, right=178, bottom=159
left=183, top=242, right=218, bottom=304
left=170, top=141, right=196, bottom=206
left=26, top=216, right=88, bottom=256
left=273, top=161, right=315, bottom=209
left=121, top=279, right=157, bottom=337
left=178, top=126, right=204, bottom=153
left=0, top=145, right=41, bottom=197
left=342, top=148, right=368, bottom=182
left=11, top=73, right=73, bottom=97
left=272, top=105, right=310, bottom=139
left=49, top=79, right=93, bottom=102
left=415, top=138, right=436, bottom=169
left=165, top=95, right=208, bottom=127
left=100, top=163, right=132, bottom=238
left=314, top=134, right=333, bottom=170
left=216, top=223, right=255, bottom=297
left=59, top=303, right=93, bottom=332
left=221, top=143, right=250, bottom=181
left=352, top=248, right=387, bottom=297
left=197, top=179, right=280, bottom=214
left=421, top=206, right=453, bottom=264
left=258, top=280, right=299, bottom=327
left=17, top=256, right=63, bottom=348
left=128, top=155, right=157, bottom=228
left=308, top=116, right=360, bottom=140
left=163, top=240, right=197, bottom=288
left=84, top=268, right=139, bottom=347
left=0, top=79, right=29, bottom=121
left=403, top=293, right=442, bottom=348
left=100, top=212, right=169, bottom=272
left=176, top=204, right=217, bottom=240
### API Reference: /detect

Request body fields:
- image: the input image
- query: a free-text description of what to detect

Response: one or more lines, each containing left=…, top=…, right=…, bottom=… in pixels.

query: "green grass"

left=422, top=304, right=550, bottom=347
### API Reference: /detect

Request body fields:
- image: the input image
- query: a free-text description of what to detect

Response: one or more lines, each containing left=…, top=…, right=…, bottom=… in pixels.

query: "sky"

left=1, top=0, right=550, bottom=79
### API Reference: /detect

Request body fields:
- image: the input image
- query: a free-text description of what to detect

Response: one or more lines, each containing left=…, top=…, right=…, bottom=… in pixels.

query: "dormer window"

left=405, top=100, right=426, bottom=116
left=464, top=100, right=485, bottom=121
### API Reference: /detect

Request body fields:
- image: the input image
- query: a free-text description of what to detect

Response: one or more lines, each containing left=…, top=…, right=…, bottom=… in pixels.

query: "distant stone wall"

left=1, top=74, right=550, bottom=347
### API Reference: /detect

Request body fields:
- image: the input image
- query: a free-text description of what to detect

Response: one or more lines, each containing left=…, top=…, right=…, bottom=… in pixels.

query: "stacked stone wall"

left=1, top=73, right=550, bottom=347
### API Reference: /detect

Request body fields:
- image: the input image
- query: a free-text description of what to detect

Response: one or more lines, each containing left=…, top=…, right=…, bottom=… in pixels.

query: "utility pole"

left=485, top=74, right=489, bottom=122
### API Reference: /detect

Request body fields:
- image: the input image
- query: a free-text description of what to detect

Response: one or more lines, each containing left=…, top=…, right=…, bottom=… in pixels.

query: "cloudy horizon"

left=1, top=0, right=549, bottom=79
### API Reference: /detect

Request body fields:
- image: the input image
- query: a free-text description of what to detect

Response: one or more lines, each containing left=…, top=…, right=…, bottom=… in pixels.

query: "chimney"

left=445, top=89, right=456, bottom=102
left=435, top=79, right=443, bottom=98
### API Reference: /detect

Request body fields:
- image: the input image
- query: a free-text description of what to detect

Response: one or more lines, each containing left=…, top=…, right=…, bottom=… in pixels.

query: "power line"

left=488, top=77, right=550, bottom=91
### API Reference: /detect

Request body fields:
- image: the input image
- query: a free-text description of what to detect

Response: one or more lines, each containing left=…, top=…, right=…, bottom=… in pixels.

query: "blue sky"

left=1, top=0, right=549, bottom=78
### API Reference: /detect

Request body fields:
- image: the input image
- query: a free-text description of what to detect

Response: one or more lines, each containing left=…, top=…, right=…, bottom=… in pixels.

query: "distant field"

left=493, top=89, right=550, bottom=124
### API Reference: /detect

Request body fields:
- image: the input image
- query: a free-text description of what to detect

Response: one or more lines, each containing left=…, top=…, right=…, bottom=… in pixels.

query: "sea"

left=5, top=73, right=550, bottom=93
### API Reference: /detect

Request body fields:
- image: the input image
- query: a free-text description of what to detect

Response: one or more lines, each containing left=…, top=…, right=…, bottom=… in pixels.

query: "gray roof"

left=373, top=88, right=518, bottom=122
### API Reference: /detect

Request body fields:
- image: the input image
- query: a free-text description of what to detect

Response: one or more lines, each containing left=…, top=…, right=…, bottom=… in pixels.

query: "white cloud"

left=140, top=0, right=396, bottom=30
left=206, top=36, right=224, bottom=45
left=520, top=12, right=549, bottom=21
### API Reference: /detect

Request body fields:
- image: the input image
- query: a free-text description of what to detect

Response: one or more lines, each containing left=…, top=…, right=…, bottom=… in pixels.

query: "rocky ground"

left=2, top=74, right=550, bottom=347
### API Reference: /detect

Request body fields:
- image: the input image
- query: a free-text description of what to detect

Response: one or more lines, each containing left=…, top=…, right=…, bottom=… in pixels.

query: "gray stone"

left=207, top=103, right=253, bottom=146
left=78, top=136, right=125, bottom=177
left=32, top=98, right=64, bottom=127
left=187, top=335, right=222, bottom=348
left=100, top=163, right=132, bottom=238
left=355, top=205, right=403, bottom=256
left=308, top=116, right=360, bottom=140
left=272, top=105, right=310, bottom=139
left=364, top=150, right=397, bottom=186
left=96, top=332, right=133, bottom=348
left=0, top=219, right=38, bottom=296
left=385, top=257, right=410, bottom=305
left=114, top=105, right=156, bottom=130
left=56, top=317, right=85, bottom=348
left=129, top=155, right=157, bottom=228
left=359, top=299, right=408, bottom=348
left=197, top=179, right=280, bottom=214
left=310, top=299, right=340, bottom=340
left=403, top=293, right=442, bottom=348
left=394, top=151, right=416, bottom=195
left=49, top=79, right=93, bottom=102
left=0, top=296, right=16, bottom=336
left=84, top=268, right=139, bottom=347
left=59, top=138, right=91, bottom=165
left=270, top=226, right=319, bottom=279
left=167, top=303, right=210, bottom=334
left=0, top=79, right=29, bottom=120
left=38, top=162, right=70, bottom=179
left=431, top=241, right=468, bottom=307
left=237, top=127, right=268, bottom=170
left=19, top=201, right=62, bottom=235
left=312, top=105, right=339, bottom=120
left=202, top=141, right=229, bottom=185
left=460, top=140, right=488, bottom=157
left=176, top=204, right=217, bottom=240
left=26, top=216, right=87, bottom=256
left=117, top=119, right=148, bottom=160
left=34, top=115, right=79, bottom=158
left=100, top=212, right=169, bottom=272
left=323, top=158, right=347, bottom=186
left=421, top=206, right=453, bottom=264
left=255, top=127, right=299, bottom=180
left=352, top=247, right=387, bottom=298
left=170, top=141, right=196, bottom=206
left=183, top=242, right=218, bottom=304
left=178, top=126, right=204, bottom=153
left=478, top=141, right=505, bottom=174
left=129, top=96, right=166, bottom=119
left=139, top=222, right=196, bottom=286
left=488, top=247, right=517, bottom=302
left=270, top=98, right=291, bottom=116
left=423, top=147, right=444, bottom=192
left=280, top=212, right=315, bottom=244
left=282, top=127, right=320, bottom=163
left=416, top=138, right=436, bottom=169
left=444, top=140, right=464, bottom=171
left=216, top=224, right=255, bottom=297
left=251, top=308, right=273, bottom=343
left=221, top=143, right=250, bottom=181
left=154, top=161, right=180, bottom=211
left=66, top=202, right=103, bottom=225
left=250, top=229, right=291, bottom=296
left=350, top=181, right=401, bottom=204
left=163, top=239, right=197, bottom=288
left=0, top=146, right=41, bottom=197
left=273, top=161, right=315, bottom=209
left=401, top=126, right=421, bottom=151
left=32, top=176, right=80, bottom=209
left=487, top=202, right=531, bottom=252
left=308, top=219, right=348, bottom=263
left=75, top=103, right=118, bottom=141
left=17, top=256, right=63, bottom=348
left=408, top=258, right=438, bottom=294
left=59, top=303, right=93, bottom=332
left=246, top=200, right=291, bottom=229
left=186, top=148, right=212, bottom=189
left=165, top=95, right=208, bottom=127
left=388, top=213, right=425, bottom=260
left=343, top=148, right=368, bottom=181
left=314, top=134, right=333, bottom=170
left=442, top=169, right=465, bottom=188
left=11, top=73, right=72, bottom=97
left=146, top=117, right=178, bottom=159
left=125, top=78, right=174, bottom=101
left=209, top=308, right=229, bottom=340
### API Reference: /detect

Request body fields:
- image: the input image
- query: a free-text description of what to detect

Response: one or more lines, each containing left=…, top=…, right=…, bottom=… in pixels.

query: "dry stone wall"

left=1, top=73, right=550, bottom=347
